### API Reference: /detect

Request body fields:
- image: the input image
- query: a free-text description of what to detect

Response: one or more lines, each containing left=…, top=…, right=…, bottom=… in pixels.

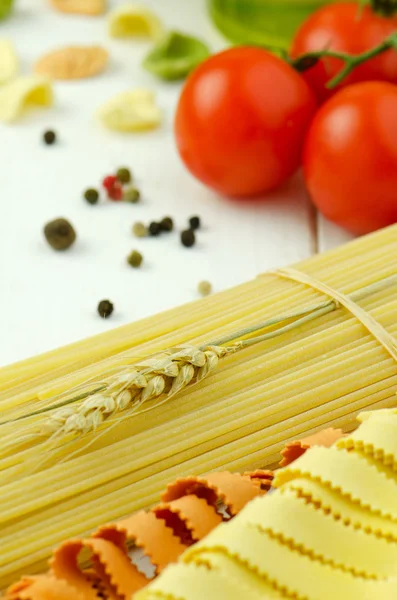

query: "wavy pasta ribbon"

left=135, top=561, right=269, bottom=600
left=284, top=477, right=397, bottom=541
left=338, top=413, right=397, bottom=469
left=139, top=409, right=397, bottom=600
left=280, top=428, right=345, bottom=467
left=274, top=446, right=397, bottom=519
left=5, top=472, right=266, bottom=600
left=238, top=490, right=397, bottom=578
left=184, top=520, right=397, bottom=600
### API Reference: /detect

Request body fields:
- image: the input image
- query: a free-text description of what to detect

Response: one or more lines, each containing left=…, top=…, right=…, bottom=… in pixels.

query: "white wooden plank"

left=318, top=215, right=355, bottom=253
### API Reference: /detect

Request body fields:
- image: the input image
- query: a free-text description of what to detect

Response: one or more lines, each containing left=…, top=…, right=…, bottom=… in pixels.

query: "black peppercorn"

left=44, top=218, right=76, bottom=250
left=98, top=300, right=114, bottom=319
left=159, top=217, right=174, bottom=232
left=84, top=188, right=99, bottom=205
left=189, top=216, right=200, bottom=230
left=116, top=167, right=132, bottom=184
left=43, top=130, right=56, bottom=145
left=181, top=229, right=195, bottom=248
left=149, top=221, right=161, bottom=236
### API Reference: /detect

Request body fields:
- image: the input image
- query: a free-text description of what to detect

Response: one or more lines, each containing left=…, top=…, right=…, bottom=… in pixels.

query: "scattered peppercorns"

left=97, top=299, right=114, bottom=319
left=181, top=229, right=195, bottom=248
left=198, top=280, right=212, bottom=296
left=132, top=222, right=147, bottom=238
left=43, top=130, right=56, bottom=145
left=149, top=221, right=162, bottom=236
left=44, top=218, right=76, bottom=251
left=127, top=250, right=143, bottom=268
left=189, top=216, right=201, bottom=230
left=84, top=188, right=99, bottom=205
left=116, top=167, right=132, bottom=184
left=124, top=187, right=140, bottom=203
left=160, top=217, right=174, bottom=232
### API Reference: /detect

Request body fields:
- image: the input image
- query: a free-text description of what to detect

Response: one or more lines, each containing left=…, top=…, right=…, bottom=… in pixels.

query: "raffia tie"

left=275, top=267, right=397, bottom=363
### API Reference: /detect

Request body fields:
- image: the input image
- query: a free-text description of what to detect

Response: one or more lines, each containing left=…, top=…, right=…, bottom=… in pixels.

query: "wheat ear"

left=42, top=344, right=239, bottom=438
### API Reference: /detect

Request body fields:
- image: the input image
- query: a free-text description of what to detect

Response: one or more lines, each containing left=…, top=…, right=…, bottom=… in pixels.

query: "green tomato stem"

left=291, top=31, right=397, bottom=89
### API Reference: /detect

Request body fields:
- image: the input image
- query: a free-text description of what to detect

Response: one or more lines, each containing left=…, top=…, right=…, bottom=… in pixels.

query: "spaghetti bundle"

left=1, top=224, right=397, bottom=587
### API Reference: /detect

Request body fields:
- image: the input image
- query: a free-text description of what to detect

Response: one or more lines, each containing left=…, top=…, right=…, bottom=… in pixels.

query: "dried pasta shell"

left=0, top=39, right=18, bottom=84
left=108, top=3, right=164, bottom=39
left=49, top=0, right=106, bottom=16
left=0, top=76, right=53, bottom=123
left=98, top=89, right=161, bottom=132
left=35, top=45, right=108, bottom=80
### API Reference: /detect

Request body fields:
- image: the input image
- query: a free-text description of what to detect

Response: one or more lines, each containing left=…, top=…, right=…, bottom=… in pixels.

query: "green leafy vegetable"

left=143, top=31, right=211, bottom=81
left=208, top=0, right=334, bottom=50
left=0, top=0, right=14, bottom=20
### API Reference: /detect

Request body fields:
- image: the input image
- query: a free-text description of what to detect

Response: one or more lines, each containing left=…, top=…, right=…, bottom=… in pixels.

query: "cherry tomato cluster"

left=175, top=1, right=397, bottom=235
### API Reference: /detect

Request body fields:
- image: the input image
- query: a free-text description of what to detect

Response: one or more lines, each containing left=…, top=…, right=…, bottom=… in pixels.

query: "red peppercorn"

left=102, top=175, right=117, bottom=191
left=108, top=181, right=123, bottom=201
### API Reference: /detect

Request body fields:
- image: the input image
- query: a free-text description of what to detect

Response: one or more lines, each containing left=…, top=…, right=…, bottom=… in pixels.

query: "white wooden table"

left=0, top=0, right=353, bottom=366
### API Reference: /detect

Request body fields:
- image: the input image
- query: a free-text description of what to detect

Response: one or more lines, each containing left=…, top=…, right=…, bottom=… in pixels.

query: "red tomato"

left=291, top=3, right=397, bottom=102
left=303, top=81, right=397, bottom=235
left=174, top=47, right=316, bottom=198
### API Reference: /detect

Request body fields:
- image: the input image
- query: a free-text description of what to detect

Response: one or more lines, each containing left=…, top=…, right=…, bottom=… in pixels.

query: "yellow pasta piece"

left=274, top=446, right=397, bottom=520
left=284, top=477, right=397, bottom=541
left=239, top=490, right=397, bottom=578
left=108, top=3, right=164, bottom=39
left=0, top=39, right=18, bottom=84
left=98, top=89, right=161, bottom=132
left=338, top=411, right=397, bottom=468
left=190, top=551, right=284, bottom=599
left=135, top=561, right=268, bottom=600
left=184, top=521, right=397, bottom=600
left=0, top=76, right=53, bottom=122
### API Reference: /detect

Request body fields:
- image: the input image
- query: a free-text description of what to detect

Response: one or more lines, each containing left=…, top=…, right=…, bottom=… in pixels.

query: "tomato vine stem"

left=371, top=0, right=397, bottom=17
left=291, top=31, right=397, bottom=89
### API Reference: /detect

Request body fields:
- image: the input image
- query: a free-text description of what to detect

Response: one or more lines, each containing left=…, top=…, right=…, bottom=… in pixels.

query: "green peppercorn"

left=132, top=222, right=147, bottom=238
left=198, top=280, right=212, bottom=296
left=127, top=250, right=143, bottom=268
left=116, top=167, right=132, bottom=184
left=160, top=216, right=174, bottom=232
left=43, top=130, right=56, bottom=145
left=84, top=188, right=99, bottom=205
left=124, top=187, right=140, bottom=203
left=149, top=221, right=161, bottom=236
left=189, top=216, right=200, bottom=230
left=181, top=228, right=195, bottom=248
left=44, top=218, right=76, bottom=251
left=98, top=299, right=114, bottom=319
